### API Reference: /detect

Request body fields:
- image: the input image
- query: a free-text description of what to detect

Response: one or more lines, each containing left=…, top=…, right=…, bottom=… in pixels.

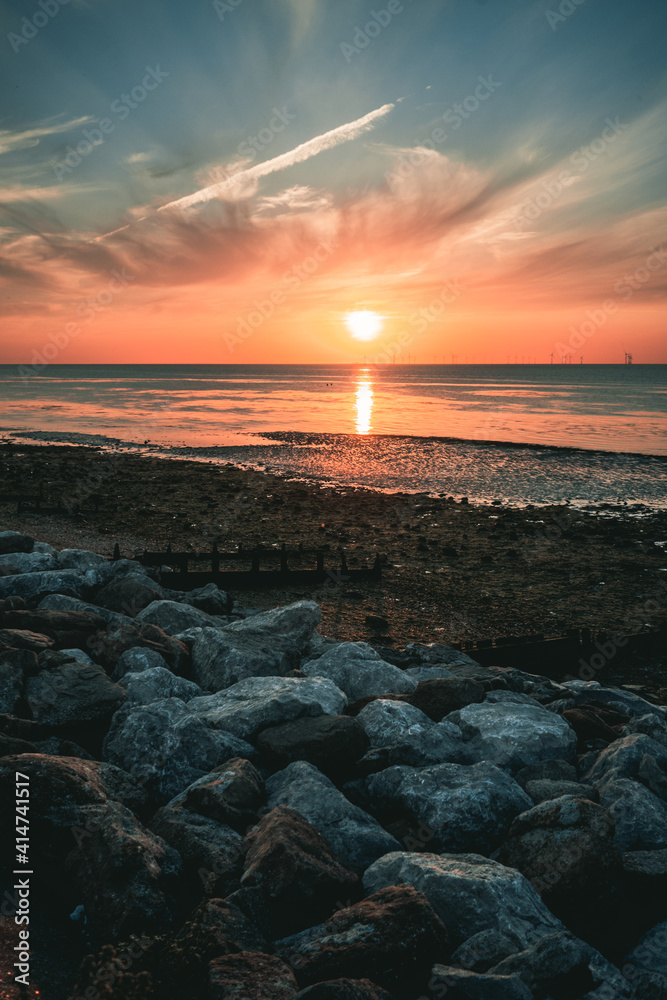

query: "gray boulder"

left=119, top=665, right=202, bottom=705
left=428, top=966, right=533, bottom=999
left=26, top=659, right=126, bottom=727
left=624, top=920, right=667, bottom=978
left=166, top=758, right=264, bottom=831
left=38, top=592, right=131, bottom=627
left=355, top=699, right=465, bottom=768
left=56, top=548, right=108, bottom=572
left=404, top=665, right=455, bottom=681
left=561, top=680, right=665, bottom=721
left=150, top=805, right=243, bottom=895
left=367, top=762, right=532, bottom=855
left=95, top=574, right=164, bottom=615
left=136, top=599, right=229, bottom=634
left=524, top=778, right=598, bottom=804
left=103, top=698, right=256, bottom=803
left=302, top=642, right=416, bottom=701
left=191, top=600, right=321, bottom=691
left=0, top=550, right=57, bottom=573
left=403, top=642, right=481, bottom=668
left=265, top=760, right=401, bottom=872
left=111, top=645, right=171, bottom=680
left=187, top=676, right=347, bottom=741
left=0, top=569, right=89, bottom=600
left=448, top=698, right=576, bottom=771
left=363, top=851, right=562, bottom=949
left=584, top=733, right=667, bottom=785
left=181, top=582, right=232, bottom=615
left=0, top=659, right=25, bottom=714
left=595, top=773, right=667, bottom=850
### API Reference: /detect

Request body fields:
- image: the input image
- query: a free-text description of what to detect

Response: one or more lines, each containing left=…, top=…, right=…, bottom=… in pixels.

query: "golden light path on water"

left=355, top=373, right=374, bottom=434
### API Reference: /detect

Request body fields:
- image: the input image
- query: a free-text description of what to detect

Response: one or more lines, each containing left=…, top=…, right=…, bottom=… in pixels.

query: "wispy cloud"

left=0, top=116, right=93, bottom=156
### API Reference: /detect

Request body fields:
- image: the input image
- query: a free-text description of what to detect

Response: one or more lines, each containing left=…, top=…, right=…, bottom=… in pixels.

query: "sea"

left=1, top=363, right=666, bottom=509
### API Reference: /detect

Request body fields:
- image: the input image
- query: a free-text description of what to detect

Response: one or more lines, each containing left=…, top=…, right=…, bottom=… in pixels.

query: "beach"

left=2, top=442, right=666, bottom=694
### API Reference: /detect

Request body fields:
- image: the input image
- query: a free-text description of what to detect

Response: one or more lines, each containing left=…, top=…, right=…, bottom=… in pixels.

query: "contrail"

left=92, top=102, right=395, bottom=242
left=159, top=102, right=395, bottom=212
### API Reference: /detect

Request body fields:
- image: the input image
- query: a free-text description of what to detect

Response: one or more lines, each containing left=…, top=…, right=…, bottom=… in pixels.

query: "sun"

left=345, top=310, right=383, bottom=341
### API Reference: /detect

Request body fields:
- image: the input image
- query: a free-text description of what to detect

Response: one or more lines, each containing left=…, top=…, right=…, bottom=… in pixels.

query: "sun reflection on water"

left=355, top=374, right=374, bottom=434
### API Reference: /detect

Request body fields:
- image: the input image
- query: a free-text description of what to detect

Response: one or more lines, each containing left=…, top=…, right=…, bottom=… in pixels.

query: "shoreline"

left=1, top=442, right=666, bottom=696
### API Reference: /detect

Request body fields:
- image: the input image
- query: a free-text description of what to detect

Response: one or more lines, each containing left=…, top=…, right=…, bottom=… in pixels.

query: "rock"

left=25, top=660, right=125, bottom=728
left=585, top=734, right=667, bottom=785
left=150, top=806, right=243, bottom=897
left=173, top=898, right=267, bottom=969
left=0, top=608, right=108, bottom=644
left=0, top=753, right=148, bottom=866
left=362, top=852, right=562, bottom=949
left=65, top=800, right=181, bottom=940
left=191, top=600, right=321, bottom=691
left=0, top=530, right=33, bottom=554
left=111, top=644, right=171, bottom=680
left=166, top=758, right=264, bottom=831
left=103, top=699, right=256, bottom=803
left=402, top=641, right=481, bottom=668
left=181, top=582, right=232, bottom=615
left=561, top=680, right=665, bottom=721
left=356, top=699, right=465, bottom=766
left=623, top=714, right=667, bottom=750
left=301, top=642, right=416, bottom=701
left=265, top=761, right=401, bottom=873
left=136, top=599, right=229, bottom=634
left=408, top=677, right=485, bottom=721
left=0, top=628, right=54, bottom=652
left=563, top=705, right=625, bottom=744
left=366, top=762, right=531, bottom=855
left=95, top=574, right=164, bottom=615
left=256, top=716, right=369, bottom=777
left=624, top=920, right=667, bottom=978
left=489, top=931, right=631, bottom=999
left=404, top=665, right=455, bottom=681
left=91, top=621, right=190, bottom=673
left=0, top=569, right=89, bottom=600
left=0, top=550, right=56, bottom=573
left=595, top=773, right=667, bottom=850
left=208, top=951, right=298, bottom=1000
left=428, top=966, right=533, bottom=999
left=38, top=592, right=131, bottom=627
left=294, top=981, right=395, bottom=1000
left=498, top=796, right=621, bottom=927
left=451, top=930, right=518, bottom=972
left=525, top=778, right=598, bottom=804
left=0, top=733, right=37, bottom=756
left=638, top=753, right=667, bottom=801
left=56, top=548, right=108, bottom=572
left=241, top=806, right=359, bottom=934
left=187, top=676, right=347, bottom=741
left=275, top=885, right=449, bottom=992
left=448, top=699, right=576, bottom=771
left=119, top=665, right=202, bottom=705
left=0, top=662, right=24, bottom=714
left=513, top=758, right=577, bottom=788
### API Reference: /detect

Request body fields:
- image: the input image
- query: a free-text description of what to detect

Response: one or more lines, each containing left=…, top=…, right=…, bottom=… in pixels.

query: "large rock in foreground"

left=448, top=696, right=577, bottom=771
left=275, top=885, right=450, bottom=993
left=367, top=761, right=532, bottom=855
left=256, top=715, right=369, bottom=777
left=265, top=761, right=401, bottom=873
left=301, top=642, right=416, bottom=701
left=187, top=677, right=347, bottom=741
left=103, top=699, right=256, bottom=803
left=191, top=600, right=321, bottom=691
left=26, top=659, right=125, bottom=728
left=363, top=852, right=563, bottom=949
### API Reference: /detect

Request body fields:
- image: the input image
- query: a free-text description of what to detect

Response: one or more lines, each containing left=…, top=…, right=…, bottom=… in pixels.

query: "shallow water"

left=1, top=363, right=665, bottom=507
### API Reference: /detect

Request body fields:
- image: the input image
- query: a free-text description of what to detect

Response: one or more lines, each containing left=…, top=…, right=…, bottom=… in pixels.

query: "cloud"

left=0, top=116, right=93, bottom=156
left=159, top=102, right=396, bottom=212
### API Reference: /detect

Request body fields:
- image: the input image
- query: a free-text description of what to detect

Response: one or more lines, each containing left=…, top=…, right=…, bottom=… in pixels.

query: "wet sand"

left=1, top=443, right=666, bottom=692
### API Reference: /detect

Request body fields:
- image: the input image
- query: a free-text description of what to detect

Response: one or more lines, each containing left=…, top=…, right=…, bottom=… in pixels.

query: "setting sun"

left=345, top=310, right=383, bottom=341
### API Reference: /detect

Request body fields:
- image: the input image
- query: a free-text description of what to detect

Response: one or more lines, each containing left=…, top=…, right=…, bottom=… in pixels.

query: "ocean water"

left=1, top=363, right=665, bottom=508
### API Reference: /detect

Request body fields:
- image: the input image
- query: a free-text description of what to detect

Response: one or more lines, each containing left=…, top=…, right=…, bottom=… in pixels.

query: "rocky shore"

left=0, top=527, right=666, bottom=999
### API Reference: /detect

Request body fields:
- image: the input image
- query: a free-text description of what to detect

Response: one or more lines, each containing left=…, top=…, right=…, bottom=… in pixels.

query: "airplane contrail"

left=92, top=102, right=394, bottom=242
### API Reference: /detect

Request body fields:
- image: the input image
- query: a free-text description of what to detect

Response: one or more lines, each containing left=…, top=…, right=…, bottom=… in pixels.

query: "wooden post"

left=112, top=543, right=120, bottom=561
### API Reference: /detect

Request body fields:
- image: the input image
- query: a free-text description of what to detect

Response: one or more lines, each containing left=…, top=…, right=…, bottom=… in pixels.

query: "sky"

left=0, top=0, right=666, bottom=364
